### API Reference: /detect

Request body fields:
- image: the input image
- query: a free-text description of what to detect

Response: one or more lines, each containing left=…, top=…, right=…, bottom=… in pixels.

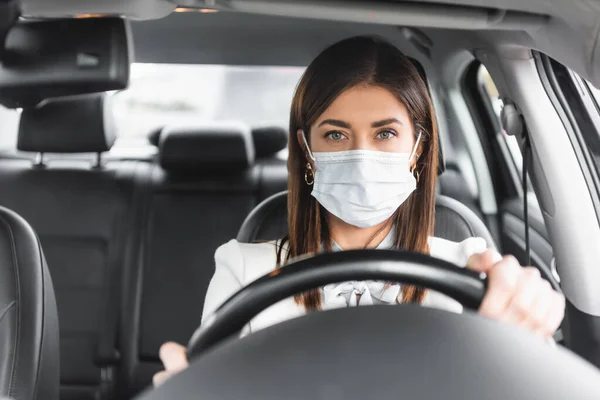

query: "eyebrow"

left=317, top=118, right=404, bottom=129
left=371, top=118, right=403, bottom=128
left=318, top=119, right=351, bottom=129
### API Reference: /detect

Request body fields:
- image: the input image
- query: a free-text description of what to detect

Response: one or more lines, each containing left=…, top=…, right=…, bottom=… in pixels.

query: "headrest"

left=251, top=125, right=288, bottom=158
left=149, top=125, right=288, bottom=159
left=159, top=122, right=255, bottom=172
left=17, top=93, right=116, bottom=153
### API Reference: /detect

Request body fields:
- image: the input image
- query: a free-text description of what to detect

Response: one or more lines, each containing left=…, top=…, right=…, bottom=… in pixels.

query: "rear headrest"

left=252, top=126, right=288, bottom=158
left=17, top=93, right=115, bottom=153
left=159, top=122, right=255, bottom=172
left=149, top=125, right=288, bottom=159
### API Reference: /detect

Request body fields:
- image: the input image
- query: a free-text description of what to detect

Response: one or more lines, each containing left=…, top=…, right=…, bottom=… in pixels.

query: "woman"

left=153, top=36, right=565, bottom=385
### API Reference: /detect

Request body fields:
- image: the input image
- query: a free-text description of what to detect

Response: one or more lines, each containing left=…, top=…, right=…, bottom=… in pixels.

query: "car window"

left=112, top=64, right=305, bottom=148
left=478, top=66, right=524, bottom=172
left=478, top=65, right=538, bottom=198
left=0, top=64, right=306, bottom=151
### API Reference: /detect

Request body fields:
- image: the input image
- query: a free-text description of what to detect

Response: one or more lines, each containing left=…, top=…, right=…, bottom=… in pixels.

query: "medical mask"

left=302, top=131, right=421, bottom=228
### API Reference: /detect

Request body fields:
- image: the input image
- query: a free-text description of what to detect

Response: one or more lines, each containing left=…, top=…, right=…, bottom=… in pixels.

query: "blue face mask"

left=302, top=131, right=421, bottom=228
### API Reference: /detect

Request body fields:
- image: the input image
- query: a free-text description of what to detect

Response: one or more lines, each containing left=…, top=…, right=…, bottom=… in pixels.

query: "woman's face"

left=301, top=85, right=417, bottom=160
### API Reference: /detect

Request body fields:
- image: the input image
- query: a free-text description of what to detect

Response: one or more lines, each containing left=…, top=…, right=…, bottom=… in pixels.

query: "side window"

left=477, top=65, right=538, bottom=199
left=479, top=67, right=521, bottom=172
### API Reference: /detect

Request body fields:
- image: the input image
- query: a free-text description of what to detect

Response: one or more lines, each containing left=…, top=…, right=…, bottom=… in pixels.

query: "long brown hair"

left=279, top=35, right=439, bottom=310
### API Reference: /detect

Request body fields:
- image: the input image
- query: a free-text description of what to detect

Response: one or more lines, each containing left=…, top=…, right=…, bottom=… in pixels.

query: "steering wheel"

left=187, top=249, right=487, bottom=358
left=141, top=250, right=600, bottom=400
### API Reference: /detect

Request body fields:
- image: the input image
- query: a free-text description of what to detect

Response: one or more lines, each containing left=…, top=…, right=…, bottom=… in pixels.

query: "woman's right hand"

left=153, top=342, right=189, bottom=387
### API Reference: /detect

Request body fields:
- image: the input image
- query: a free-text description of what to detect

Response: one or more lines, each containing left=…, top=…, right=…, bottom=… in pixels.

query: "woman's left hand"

left=467, top=251, right=565, bottom=338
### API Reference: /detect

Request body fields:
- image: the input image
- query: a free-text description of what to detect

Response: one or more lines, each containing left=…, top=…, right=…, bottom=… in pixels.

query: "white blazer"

left=201, top=236, right=495, bottom=336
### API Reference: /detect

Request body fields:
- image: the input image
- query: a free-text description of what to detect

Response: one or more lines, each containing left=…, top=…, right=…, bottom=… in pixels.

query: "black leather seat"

left=120, top=123, right=261, bottom=396
left=437, top=161, right=483, bottom=221
left=0, top=94, right=139, bottom=400
left=116, top=122, right=293, bottom=398
left=237, top=191, right=496, bottom=249
left=148, top=124, right=289, bottom=201
left=0, top=206, right=59, bottom=400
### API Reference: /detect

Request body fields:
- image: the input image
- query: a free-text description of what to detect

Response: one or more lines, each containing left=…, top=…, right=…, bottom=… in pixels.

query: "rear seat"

left=0, top=96, right=289, bottom=398
left=0, top=94, right=140, bottom=400
left=117, top=123, right=287, bottom=396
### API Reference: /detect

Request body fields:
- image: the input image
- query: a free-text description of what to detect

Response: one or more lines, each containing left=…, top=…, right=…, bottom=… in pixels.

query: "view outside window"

left=111, top=64, right=305, bottom=148
left=478, top=65, right=538, bottom=200
left=0, top=64, right=306, bottom=150
left=478, top=66, right=524, bottom=171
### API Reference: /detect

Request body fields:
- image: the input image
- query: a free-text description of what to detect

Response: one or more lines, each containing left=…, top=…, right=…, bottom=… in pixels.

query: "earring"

left=305, top=163, right=314, bottom=185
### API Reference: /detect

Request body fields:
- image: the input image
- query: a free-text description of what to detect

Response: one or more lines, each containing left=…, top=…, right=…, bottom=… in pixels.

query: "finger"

left=541, top=291, right=566, bottom=338
left=467, top=250, right=497, bottom=273
left=502, top=267, right=541, bottom=326
left=159, top=342, right=188, bottom=372
left=524, top=280, right=553, bottom=336
left=478, top=256, right=521, bottom=318
left=153, top=371, right=170, bottom=387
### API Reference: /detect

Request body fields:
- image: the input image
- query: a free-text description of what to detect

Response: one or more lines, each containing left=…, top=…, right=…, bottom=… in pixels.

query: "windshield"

left=0, top=63, right=306, bottom=151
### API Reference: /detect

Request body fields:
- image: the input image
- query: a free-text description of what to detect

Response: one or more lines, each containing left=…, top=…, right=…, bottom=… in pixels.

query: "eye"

left=325, top=131, right=347, bottom=141
left=375, top=129, right=397, bottom=140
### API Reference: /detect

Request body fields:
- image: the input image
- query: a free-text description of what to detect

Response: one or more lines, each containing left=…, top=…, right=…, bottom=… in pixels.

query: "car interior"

left=2, top=0, right=600, bottom=399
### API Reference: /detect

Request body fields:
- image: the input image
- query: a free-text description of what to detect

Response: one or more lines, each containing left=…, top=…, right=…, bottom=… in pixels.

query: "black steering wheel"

left=140, top=250, right=600, bottom=400
left=187, top=249, right=487, bottom=358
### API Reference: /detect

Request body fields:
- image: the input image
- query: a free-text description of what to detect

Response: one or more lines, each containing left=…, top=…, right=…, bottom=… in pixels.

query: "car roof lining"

left=130, top=12, right=432, bottom=66
left=20, top=0, right=600, bottom=87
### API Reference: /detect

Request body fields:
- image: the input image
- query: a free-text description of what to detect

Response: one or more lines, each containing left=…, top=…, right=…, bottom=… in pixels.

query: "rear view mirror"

left=0, top=17, right=131, bottom=108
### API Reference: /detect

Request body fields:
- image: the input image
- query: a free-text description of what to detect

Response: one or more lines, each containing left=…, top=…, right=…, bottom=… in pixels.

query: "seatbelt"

left=503, top=104, right=563, bottom=343
left=501, top=102, right=531, bottom=264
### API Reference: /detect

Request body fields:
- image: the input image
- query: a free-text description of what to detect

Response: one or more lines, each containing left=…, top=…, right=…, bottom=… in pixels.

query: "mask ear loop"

left=300, top=130, right=316, bottom=162
left=409, top=130, right=423, bottom=162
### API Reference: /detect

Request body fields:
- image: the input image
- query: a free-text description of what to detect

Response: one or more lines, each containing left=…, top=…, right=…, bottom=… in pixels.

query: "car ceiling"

left=18, top=0, right=600, bottom=87
left=129, top=12, right=432, bottom=67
